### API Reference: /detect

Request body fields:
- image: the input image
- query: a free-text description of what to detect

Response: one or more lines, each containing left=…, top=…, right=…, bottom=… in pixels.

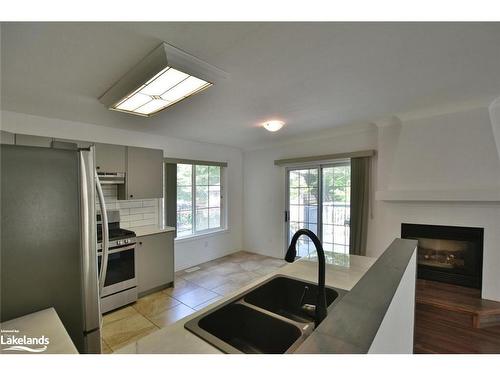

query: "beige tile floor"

left=101, top=251, right=286, bottom=353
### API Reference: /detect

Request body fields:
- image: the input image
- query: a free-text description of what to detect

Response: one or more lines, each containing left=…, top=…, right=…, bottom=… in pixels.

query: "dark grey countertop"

left=295, top=238, right=418, bottom=354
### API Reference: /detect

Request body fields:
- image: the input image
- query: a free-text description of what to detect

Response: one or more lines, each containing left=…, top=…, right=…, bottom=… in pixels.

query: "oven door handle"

left=98, top=244, right=136, bottom=255
left=95, top=171, right=109, bottom=296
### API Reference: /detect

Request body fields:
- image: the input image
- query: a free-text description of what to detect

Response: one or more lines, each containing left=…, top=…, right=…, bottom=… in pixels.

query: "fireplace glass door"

left=401, top=223, right=483, bottom=289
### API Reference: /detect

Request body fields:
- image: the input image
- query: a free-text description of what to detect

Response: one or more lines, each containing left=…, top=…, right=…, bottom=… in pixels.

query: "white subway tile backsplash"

left=126, top=214, right=143, bottom=221
left=96, top=184, right=159, bottom=229
left=142, top=200, right=156, bottom=207
left=129, top=218, right=156, bottom=227
left=117, top=201, right=143, bottom=209
left=129, top=207, right=152, bottom=215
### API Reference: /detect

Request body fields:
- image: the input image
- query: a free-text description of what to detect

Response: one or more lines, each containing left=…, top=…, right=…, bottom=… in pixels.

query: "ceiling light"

left=99, top=43, right=228, bottom=117
left=161, top=76, right=209, bottom=102
left=262, top=120, right=285, bottom=132
left=141, top=68, right=189, bottom=96
left=135, top=98, right=171, bottom=115
left=116, top=92, right=151, bottom=111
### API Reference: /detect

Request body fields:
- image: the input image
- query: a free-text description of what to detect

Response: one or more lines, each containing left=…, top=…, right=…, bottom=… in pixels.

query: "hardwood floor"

left=416, top=280, right=500, bottom=328
left=414, top=280, right=500, bottom=354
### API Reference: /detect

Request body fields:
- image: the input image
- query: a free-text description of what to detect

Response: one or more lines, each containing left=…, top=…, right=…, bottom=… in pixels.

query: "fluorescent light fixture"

left=161, top=76, right=208, bottom=102
left=262, top=120, right=285, bottom=132
left=135, top=98, right=171, bottom=115
left=116, top=92, right=151, bottom=111
left=114, top=68, right=211, bottom=116
left=141, top=68, right=188, bottom=96
left=99, top=43, right=228, bottom=117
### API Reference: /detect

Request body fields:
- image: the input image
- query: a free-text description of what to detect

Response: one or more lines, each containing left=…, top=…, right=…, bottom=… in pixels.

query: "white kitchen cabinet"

left=15, top=134, right=53, bottom=147
left=95, top=143, right=126, bottom=173
left=54, top=138, right=93, bottom=148
left=0, top=131, right=15, bottom=144
left=136, top=231, right=174, bottom=296
left=120, top=146, right=163, bottom=200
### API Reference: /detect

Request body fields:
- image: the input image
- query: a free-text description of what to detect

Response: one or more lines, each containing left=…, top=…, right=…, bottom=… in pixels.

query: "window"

left=287, top=162, right=351, bottom=258
left=176, top=163, right=223, bottom=238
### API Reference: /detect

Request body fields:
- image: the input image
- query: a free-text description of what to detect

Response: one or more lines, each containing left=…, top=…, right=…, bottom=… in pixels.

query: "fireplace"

left=401, top=223, right=483, bottom=289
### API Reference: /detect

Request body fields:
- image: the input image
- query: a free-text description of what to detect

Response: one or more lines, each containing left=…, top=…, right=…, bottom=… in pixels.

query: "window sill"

left=174, top=228, right=230, bottom=244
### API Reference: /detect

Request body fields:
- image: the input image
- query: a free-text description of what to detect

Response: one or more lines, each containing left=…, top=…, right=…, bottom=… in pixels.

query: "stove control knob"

left=116, top=240, right=123, bottom=245
left=124, top=239, right=130, bottom=244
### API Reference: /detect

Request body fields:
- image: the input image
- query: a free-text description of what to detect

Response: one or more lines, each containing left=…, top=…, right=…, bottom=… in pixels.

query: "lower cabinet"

left=136, top=231, right=174, bottom=296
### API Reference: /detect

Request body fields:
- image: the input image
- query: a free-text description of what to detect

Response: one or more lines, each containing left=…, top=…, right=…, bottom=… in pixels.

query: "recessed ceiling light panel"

left=99, top=43, right=228, bottom=117
left=262, top=120, right=285, bottom=132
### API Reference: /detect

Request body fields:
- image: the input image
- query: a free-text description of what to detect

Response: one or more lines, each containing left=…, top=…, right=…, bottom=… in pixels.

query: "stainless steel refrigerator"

left=1, top=143, right=102, bottom=353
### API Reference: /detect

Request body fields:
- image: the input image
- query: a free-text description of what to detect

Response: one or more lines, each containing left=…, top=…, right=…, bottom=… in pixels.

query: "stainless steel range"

left=97, top=210, right=138, bottom=313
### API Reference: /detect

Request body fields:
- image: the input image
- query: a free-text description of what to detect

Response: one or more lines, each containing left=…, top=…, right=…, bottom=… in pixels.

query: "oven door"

left=98, top=244, right=137, bottom=297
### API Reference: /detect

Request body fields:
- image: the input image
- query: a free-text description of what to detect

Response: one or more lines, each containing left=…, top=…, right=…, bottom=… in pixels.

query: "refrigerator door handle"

left=95, top=171, right=109, bottom=296
left=79, top=148, right=101, bottom=349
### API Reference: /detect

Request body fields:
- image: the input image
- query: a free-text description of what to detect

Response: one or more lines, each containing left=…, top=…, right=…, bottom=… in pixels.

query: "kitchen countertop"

left=115, top=253, right=377, bottom=354
left=0, top=308, right=78, bottom=354
left=132, top=225, right=176, bottom=237
left=296, top=238, right=417, bottom=353
left=116, top=239, right=416, bottom=354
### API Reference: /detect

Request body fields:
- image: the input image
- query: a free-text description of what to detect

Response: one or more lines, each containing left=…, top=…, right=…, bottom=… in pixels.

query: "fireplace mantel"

left=375, top=189, right=500, bottom=202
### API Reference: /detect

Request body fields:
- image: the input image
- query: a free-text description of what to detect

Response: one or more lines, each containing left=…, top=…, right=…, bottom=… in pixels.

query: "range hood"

left=97, top=172, right=125, bottom=185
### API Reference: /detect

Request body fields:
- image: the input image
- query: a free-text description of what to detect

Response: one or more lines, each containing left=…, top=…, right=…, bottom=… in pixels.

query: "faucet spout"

left=285, top=229, right=327, bottom=327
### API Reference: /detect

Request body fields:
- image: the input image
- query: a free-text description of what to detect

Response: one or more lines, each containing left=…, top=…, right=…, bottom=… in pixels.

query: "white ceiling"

left=2, top=22, right=500, bottom=150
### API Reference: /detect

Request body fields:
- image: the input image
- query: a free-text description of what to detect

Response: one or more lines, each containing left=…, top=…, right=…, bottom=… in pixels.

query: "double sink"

left=185, top=275, right=347, bottom=354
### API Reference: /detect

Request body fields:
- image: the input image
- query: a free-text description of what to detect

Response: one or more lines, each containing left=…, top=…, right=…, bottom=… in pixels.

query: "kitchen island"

left=116, top=238, right=417, bottom=354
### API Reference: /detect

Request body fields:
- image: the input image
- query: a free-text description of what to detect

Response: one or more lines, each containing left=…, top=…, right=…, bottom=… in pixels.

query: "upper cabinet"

left=54, top=138, right=93, bottom=149
left=0, top=131, right=15, bottom=144
left=95, top=143, right=126, bottom=173
left=96, top=143, right=163, bottom=199
left=123, top=146, right=163, bottom=200
left=15, top=134, right=53, bottom=147
left=3, top=132, right=163, bottom=200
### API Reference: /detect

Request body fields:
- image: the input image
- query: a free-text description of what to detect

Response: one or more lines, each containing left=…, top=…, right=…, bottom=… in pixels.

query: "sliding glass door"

left=287, top=168, right=320, bottom=256
left=321, top=164, right=350, bottom=254
left=286, top=162, right=350, bottom=258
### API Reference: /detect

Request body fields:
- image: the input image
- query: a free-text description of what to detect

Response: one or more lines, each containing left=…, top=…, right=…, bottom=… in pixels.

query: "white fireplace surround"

left=368, top=101, right=500, bottom=302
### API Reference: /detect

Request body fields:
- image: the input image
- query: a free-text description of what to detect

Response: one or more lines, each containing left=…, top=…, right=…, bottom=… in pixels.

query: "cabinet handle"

left=139, top=241, right=143, bottom=245
left=130, top=194, right=134, bottom=198
left=96, top=166, right=100, bottom=170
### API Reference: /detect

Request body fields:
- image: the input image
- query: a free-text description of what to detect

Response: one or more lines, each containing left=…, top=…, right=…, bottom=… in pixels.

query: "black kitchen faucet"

left=285, top=229, right=327, bottom=327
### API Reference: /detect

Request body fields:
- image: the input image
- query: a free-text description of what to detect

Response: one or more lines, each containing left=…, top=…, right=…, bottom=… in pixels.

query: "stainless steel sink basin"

left=184, top=275, right=347, bottom=353
left=243, top=276, right=344, bottom=323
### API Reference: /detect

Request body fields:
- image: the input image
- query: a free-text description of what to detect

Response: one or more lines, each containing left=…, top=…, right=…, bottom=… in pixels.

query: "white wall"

left=387, top=108, right=500, bottom=191
left=0, top=110, right=244, bottom=271
left=242, top=124, right=378, bottom=259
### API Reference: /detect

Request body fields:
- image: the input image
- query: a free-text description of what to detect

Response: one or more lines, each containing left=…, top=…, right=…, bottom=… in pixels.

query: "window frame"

left=175, top=163, right=226, bottom=240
